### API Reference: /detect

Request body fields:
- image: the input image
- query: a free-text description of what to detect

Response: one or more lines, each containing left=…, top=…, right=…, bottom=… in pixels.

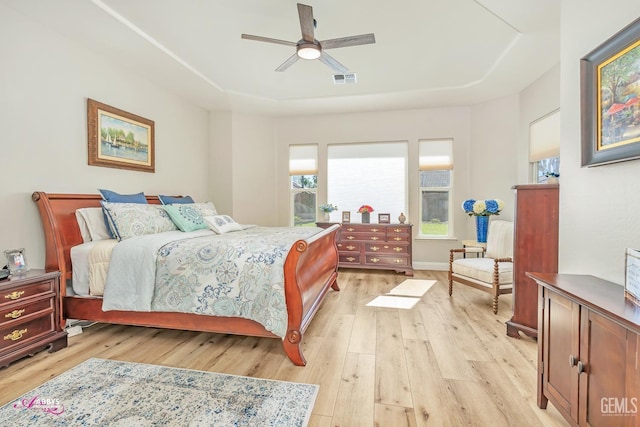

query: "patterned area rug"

left=0, top=358, right=318, bottom=426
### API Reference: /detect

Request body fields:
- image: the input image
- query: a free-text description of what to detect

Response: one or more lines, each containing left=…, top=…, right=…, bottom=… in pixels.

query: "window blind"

left=529, top=110, right=560, bottom=162
left=419, top=139, right=453, bottom=170
left=289, top=145, right=318, bottom=175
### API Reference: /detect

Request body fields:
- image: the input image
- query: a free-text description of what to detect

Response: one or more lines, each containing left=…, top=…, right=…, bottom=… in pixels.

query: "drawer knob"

left=393, top=237, right=402, bottom=241
left=5, top=309, right=26, bottom=319
left=371, top=246, right=379, bottom=251
left=577, top=361, right=585, bottom=374
left=370, top=237, right=379, bottom=241
left=371, top=228, right=379, bottom=232
left=346, top=245, right=356, bottom=250
left=4, top=328, right=28, bottom=341
left=4, top=291, right=25, bottom=300
left=346, top=257, right=356, bottom=262
left=569, top=355, right=577, bottom=367
left=371, top=258, right=380, bottom=263
left=346, top=227, right=355, bottom=232
left=393, top=247, right=402, bottom=252
left=347, top=236, right=355, bottom=240
left=393, top=228, right=402, bottom=232
left=395, top=259, right=403, bottom=264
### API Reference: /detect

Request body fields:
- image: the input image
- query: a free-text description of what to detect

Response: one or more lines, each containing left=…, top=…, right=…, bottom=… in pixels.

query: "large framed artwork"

left=87, top=99, right=155, bottom=173
left=581, top=17, right=640, bottom=167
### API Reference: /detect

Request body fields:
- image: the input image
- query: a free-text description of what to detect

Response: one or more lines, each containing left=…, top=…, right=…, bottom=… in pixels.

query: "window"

left=289, top=145, right=318, bottom=226
left=327, top=142, right=407, bottom=223
left=530, top=110, right=560, bottom=183
left=419, top=139, right=453, bottom=238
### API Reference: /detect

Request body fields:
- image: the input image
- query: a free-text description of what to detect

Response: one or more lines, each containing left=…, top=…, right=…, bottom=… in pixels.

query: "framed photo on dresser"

left=341, top=211, right=350, bottom=223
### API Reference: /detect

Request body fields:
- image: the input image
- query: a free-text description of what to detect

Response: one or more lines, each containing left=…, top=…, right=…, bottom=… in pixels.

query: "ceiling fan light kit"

left=241, top=3, right=375, bottom=73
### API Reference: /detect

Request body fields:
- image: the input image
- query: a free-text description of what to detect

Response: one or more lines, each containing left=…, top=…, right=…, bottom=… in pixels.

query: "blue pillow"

left=99, top=189, right=147, bottom=204
left=98, top=189, right=148, bottom=238
left=158, top=195, right=195, bottom=205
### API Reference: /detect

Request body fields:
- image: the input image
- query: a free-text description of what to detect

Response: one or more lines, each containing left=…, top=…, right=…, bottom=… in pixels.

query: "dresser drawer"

left=387, top=234, right=410, bottom=243
left=387, top=226, right=411, bottom=235
left=339, top=254, right=362, bottom=265
left=337, top=242, right=361, bottom=252
left=365, top=255, right=409, bottom=267
left=342, top=225, right=385, bottom=234
left=1, top=281, right=54, bottom=306
left=365, top=243, right=408, bottom=254
left=1, top=313, right=54, bottom=351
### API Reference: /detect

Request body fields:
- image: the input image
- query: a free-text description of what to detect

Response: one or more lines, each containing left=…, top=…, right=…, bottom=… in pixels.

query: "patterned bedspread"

left=102, top=227, right=321, bottom=337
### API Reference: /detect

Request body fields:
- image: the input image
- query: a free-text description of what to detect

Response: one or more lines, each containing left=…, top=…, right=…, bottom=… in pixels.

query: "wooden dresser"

left=316, top=222, right=413, bottom=276
left=529, top=273, right=640, bottom=426
left=1, top=270, right=67, bottom=368
left=506, top=184, right=559, bottom=338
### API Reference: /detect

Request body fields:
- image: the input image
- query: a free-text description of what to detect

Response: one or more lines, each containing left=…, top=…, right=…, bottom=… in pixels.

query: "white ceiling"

left=3, top=0, right=560, bottom=116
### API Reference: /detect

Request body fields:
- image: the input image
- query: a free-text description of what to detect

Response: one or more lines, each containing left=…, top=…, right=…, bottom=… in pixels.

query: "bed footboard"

left=282, top=223, right=340, bottom=366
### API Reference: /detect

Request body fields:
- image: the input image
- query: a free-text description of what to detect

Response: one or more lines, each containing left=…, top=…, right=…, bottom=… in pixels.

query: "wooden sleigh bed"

left=32, top=191, right=340, bottom=366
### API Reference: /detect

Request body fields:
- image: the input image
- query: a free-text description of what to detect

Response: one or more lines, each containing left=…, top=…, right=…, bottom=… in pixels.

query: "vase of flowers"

left=462, top=199, right=504, bottom=243
left=319, top=203, right=338, bottom=221
left=358, top=205, right=374, bottom=223
left=544, top=172, right=559, bottom=184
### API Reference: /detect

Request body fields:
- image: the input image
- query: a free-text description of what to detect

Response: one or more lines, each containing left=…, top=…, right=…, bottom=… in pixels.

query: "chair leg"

left=448, top=252, right=454, bottom=296
left=448, top=275, right=453, bottom=296
left=492, top=295, right=499, bottom=314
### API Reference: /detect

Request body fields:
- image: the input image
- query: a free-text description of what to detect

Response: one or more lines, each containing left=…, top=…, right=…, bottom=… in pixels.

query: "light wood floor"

left=0, top=269, right=568, bottom=426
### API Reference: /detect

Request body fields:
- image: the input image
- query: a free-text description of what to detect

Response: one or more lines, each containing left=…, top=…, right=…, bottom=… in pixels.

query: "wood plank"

left=375, top=309, right=413, bottom=407
left=331, top=353, right=375, bottom=426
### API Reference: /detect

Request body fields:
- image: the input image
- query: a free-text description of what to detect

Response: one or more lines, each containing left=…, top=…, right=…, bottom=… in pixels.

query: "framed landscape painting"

left=87, top=99, right=155, bottom=173
left=581, top=17, right=640, bottom=167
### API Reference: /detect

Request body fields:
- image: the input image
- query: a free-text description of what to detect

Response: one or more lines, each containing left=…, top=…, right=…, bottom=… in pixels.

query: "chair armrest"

left=493, top=257, right=513, bottom=264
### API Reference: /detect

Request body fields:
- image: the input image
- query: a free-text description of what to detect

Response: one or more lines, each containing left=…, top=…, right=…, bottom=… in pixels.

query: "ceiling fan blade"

left=318, top=51, right=349, bottom=74
left=321, top=33, right=376, bottom=50
left=275, top=53, right=300, bottom=72
left=241, top=34, right=297, bottom=47
left=297, top=3, right=315, bottom=42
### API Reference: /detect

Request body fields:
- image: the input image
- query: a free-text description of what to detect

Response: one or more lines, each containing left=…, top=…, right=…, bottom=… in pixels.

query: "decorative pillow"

left=163, top=204, right=207, bottom=232
left=203, top=215, right=243, bottom=234
left=158, top=195, right=195, bottom=205
left=99, top=189, right=148, bottom=238
left=75, top=207, right=112, bottom=242
left=100, top=201, right=178, bottom=240
left=191, top=202, right=218, bottom=217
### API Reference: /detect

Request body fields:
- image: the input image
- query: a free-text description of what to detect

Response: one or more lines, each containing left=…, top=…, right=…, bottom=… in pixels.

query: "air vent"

left=333, top=73, right=357, bottom=85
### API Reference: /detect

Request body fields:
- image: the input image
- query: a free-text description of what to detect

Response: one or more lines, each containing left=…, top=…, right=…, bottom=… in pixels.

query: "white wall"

left=0, top=4, right=210, bottom=269
left=560, top=2, right=640, bottom=284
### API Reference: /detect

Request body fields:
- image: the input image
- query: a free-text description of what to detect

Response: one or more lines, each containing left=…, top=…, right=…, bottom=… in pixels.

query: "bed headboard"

left=32, top=192, right=162, bottom=288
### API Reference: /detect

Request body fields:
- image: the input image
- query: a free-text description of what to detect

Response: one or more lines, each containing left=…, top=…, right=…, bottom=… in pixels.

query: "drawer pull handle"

left=5, top=309, right=26, bottom=319
left=394, top=259, right=403, bottom=264
left=346, top=245, right=356, bottom=250
left=4, top=291, right=25, bottom=300
left=347, top=236, right=355, bottom=240
left=4, top=328, right=27, bottom=341
left=371, top=228, right=379, bottom=232
left=393, top=237, right=402, bottom=241
left=577, top=361, right=585, bottom=374
left=370, top=237, right=379, bottom=241
left=393, top=247, right=403, bottom=252
left=346, top=227, right=355, bottom=232
left=371, top=258, right=380, bottom=263
left=370, top=246, right=379, bottom=251
left=346, top=257, right=356, bottom=262
left=393, top=228, right=402, bottom=232
left=569, top=355, right=577, bottom=367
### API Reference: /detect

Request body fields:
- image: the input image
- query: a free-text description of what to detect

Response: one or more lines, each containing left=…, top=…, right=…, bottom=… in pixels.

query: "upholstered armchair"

left=448, top=220, right=514, bottom=314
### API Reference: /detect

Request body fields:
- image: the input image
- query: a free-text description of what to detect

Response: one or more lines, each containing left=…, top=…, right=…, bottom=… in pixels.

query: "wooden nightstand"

left=1, top=269, right=67, bottom=368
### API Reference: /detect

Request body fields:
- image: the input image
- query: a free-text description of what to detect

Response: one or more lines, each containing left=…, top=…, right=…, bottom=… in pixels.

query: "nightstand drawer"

left=1, top=298, right=53, bottom=324
left=1, top=314, right=54, bottom=351
left=1, top=281, right=54, bottom=305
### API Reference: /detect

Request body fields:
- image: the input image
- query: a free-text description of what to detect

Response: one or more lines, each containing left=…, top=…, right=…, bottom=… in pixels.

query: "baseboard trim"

left=413, top=262, right=448, bottom=271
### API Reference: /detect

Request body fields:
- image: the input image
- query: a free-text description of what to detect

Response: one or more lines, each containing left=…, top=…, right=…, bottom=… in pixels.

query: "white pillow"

left=203, top=215, right=243, bottom=234
left=101, top=201, right=178, bottom=240
left=76, top=207, right=112, bottom=242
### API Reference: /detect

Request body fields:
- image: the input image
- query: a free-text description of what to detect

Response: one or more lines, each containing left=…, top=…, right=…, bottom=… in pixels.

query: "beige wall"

left=0, top=4, right=210, bottom=269
left=559, top=2, right=640, bottom=284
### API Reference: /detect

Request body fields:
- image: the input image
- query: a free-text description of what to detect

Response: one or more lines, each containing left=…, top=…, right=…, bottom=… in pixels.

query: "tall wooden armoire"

left=506, top=184, right=559, bottom=338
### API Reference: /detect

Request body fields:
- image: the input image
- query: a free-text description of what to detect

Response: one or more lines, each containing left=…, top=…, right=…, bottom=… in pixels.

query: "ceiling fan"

left=241, top=3, right=375, bottom=74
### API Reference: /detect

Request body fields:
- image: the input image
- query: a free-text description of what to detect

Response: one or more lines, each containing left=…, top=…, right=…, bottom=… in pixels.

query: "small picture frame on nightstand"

left=341, top=211, right=351, bottom=223
left=378, top=213, right=391, bottom=224
left=4, top=248, right=29, bottom=275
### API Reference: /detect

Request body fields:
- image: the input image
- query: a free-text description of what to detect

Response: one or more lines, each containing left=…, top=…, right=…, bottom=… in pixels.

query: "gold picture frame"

left=581, top=17, right=640, bottom=167
left=87, top=98, right=155, bottom=173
